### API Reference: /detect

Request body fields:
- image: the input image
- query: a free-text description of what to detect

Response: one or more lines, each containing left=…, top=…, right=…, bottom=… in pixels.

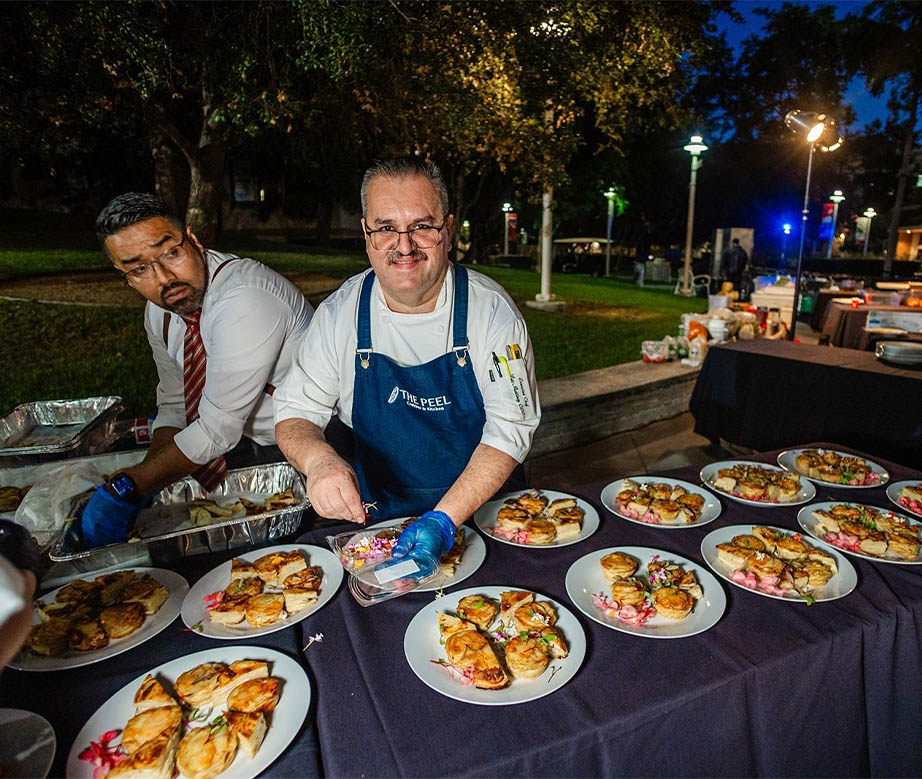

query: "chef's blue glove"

left=391, top=510, right=456, bottom=578
left=80, top=486, right=148, bottom=548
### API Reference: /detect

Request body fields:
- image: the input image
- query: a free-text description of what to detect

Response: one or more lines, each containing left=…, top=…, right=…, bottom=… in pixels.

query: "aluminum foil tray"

left=0, top=396, right=123, bottom=464
left=49, top=462, right=310, bottom=571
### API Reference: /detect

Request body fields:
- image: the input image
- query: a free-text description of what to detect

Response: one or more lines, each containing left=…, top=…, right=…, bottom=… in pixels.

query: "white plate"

left=700, top=461, right=816, bottom=507
left=777, top=448, right=890, bottom=488
left=473, top=490, right=599, bottom=548
left=366, top=519, right=486, bottom=592
left=66, top=646, right=309, bottom=779
left=797, top=501, right=922, bottom=565
left=181, top=544, right=343, bottom=639
left=599, top=477, right=721, bottom=529
left=0, top=709, right=55, bottom=778
left=700, top=524, right=857, bottom=603
left=886, top=480, right=922, bottom=519
left=565, top=547, right=726, bottom=638
left=403, top=585, right=586, bottom=706
left=8, top=567, right=189, bottom=672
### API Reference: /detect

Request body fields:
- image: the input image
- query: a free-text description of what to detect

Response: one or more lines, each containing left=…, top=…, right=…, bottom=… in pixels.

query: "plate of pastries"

left=66, top=646, right=308, bottom=779
left=600, top=477, right=721, bottom=528
left=777, top=448, right=889, bottom=488
left=700, top=525, right=856, bottom=603
left=885, top=481, right=922, bottom=519
left=699, top=461, right=816, bottom=507
left=565, top=547, right=726, bottom=638
left=473, top=489, right=599, bottom=547
left=365, top=518, right=486, bottom=591
left=10, top=567, right=188, bottom=672
left=403, top=586, right=586, bottom=705
left=798, top=502, right=922, bottom=564
left=181, top=545, right=342, bottom=639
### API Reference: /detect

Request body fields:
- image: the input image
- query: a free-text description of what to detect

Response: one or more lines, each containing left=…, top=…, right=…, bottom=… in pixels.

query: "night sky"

left=716, top=0, right=890, bottom=127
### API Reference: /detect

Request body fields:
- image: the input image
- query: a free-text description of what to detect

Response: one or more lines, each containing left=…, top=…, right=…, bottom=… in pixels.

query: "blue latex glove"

left=391, top=510, right=457, bottom=578
left=80, top=485, right=147, bottom=548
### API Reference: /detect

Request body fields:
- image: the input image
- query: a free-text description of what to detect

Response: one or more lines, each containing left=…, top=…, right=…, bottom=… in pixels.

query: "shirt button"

left=438, top=326, right=445, bottom=333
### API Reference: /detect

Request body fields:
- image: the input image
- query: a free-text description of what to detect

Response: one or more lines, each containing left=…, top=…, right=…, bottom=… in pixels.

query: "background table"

left=296, top=444, right=922, bottom=777
left=0, top=546, right=325, bottom=778
left=819, top=302, right=919, bottom=349
left=690, top=340, right=922, bottom=468
left=810, top=289, right=857, bottom=331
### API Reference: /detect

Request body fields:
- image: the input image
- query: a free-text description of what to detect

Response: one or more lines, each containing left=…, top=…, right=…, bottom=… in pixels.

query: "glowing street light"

left=603, top=187, right=616, bottom=276
left=863, top=207, right=877, bottom=257
left=501, top=202, right=513, bottom=256
left=680, top=133, right=708, bottom=296
left=826, top=190, right=845, bottom=259
left=784, top=110, right=844, bottom=340
left=782, top=222, right=792, bottom=263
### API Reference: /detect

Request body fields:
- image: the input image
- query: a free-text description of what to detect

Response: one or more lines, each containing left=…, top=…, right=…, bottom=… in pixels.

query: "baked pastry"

left=537, top=626, right=569, bottom=658
left=121, top=705, right=182, bottom=754
left=99, top=602, right=146, bottom=639
left=609, top=577, right=647, bottom=607
left=55, top=578, right=100, bottom=605
left=134, top=675, right=180, bottom=713
left=456, top=595, right=499, bottom=631
left=94, top=570, right=137, bottom=605
left=545, top=498, right=577, bottom=516
left=225, top=710, right=267, bottom=758
left=653, top=587, right=694, bottom=619
left=281, top=584, right=319, bottom=615
left=496, top=506, right=529, bottom=532
left=514, top=492, right=548, bottom=515
left=677, top=492, right=705, bottom=512
left=553, top=517, right=582, bottom=541
left=175, top=662, right=233, bottom=707
left=230, top=559, right=258, bottom=581
left=69, top=619, right=109, bottom=652
left=513, top=601, right=557, bottom=631
left=731, top=534, right=765, bottom=551
left=600, top=552, right=639, bottom=581
left=524, top=518, right=556, bottom=545
left=36, top=599, right=93, bottom=624
left=437, top=612, right=477, bottom=638
left=227, top=678, right=281, bottom=714
left=208, top=597, right=248, bottom=626
left=716, top=542, right=757, bottom=571
left=176, top=725, right=237, bottom=779
left=438, top=528, right=466, bottom=576
left=108, top=728, right=181, bottom=779
left=253, top=551, right=306, bottom=587
left=504, top=636, right=550, bottom=679
left=264, top=488, right=299, bottom=510
left=651, top=499, right=681, bottom=523
left=224, top=576, right=264, bottom=600
left=443, top=629, right=508, bottom=690
left=500, top=591, right=533, bottom=626
left=26, top=619, right=71, bottom=656
left=120, top=576, right=169, bottom=615
left=244, top=593, right=286, bottom=627
left=284, top=566, right=323, bottom=591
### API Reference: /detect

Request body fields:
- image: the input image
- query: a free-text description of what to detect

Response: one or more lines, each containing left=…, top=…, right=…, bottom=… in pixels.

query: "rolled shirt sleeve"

left=174, top=287, right=291, bottom=465
left=273, top=297, right=344, bottom=431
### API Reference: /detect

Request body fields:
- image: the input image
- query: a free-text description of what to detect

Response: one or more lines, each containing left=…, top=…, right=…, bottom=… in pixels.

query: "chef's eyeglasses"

left=121, top=232, right=189, bottom=282
left=363, top=219, right=449, bottom=252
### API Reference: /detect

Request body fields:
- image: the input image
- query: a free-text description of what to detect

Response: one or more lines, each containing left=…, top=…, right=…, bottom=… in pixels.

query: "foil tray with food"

left=0, top=396, right=123, bottom=466
left=50, top=462, right=310, bottom=571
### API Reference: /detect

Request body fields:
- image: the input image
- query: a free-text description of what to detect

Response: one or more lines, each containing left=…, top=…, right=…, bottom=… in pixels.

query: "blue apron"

left=352, top=264, right=487, bottom=519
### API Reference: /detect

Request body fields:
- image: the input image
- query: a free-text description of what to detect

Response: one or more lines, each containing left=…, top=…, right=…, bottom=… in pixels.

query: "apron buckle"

left=453, top=346, right=469, bottom=367
left=356, top=348, right=372, bottom=369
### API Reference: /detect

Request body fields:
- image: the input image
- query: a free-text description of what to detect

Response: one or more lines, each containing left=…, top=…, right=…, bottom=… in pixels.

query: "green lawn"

left=0, top=215, right=705, bottom=416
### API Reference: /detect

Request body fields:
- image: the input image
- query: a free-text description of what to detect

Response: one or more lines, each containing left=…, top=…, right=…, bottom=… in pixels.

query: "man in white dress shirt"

left=79, top=193, right=313, bottom=546
left=274, top=158, right=539, bottom=576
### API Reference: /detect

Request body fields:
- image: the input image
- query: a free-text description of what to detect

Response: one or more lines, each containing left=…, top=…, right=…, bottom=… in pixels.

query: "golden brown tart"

left=99, top=602, right=146, bottom=639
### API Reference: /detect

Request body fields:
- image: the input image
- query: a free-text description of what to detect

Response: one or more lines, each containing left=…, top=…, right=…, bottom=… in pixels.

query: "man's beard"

left=160, top=282, right=205, bottom=315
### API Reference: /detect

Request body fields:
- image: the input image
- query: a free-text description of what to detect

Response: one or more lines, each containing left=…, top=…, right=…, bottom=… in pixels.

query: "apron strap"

left=451, top=263, right=471, bottom=365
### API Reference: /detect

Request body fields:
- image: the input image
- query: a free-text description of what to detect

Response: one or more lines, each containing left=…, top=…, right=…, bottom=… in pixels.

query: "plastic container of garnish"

left=326, top=528, right=440, bottom=605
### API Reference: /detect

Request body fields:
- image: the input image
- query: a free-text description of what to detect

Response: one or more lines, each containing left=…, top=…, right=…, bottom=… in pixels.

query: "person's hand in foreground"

left=80, top=485, right=148, bottom=547
left=391, top=510, right=456, bottom=578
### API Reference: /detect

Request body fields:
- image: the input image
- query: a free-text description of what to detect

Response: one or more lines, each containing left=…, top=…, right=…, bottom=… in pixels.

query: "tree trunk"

left=885, top=89, right=919, bottom=276
left=150, top=131, right=190, bottom=217
left=185, top=141, right=225, bottom=247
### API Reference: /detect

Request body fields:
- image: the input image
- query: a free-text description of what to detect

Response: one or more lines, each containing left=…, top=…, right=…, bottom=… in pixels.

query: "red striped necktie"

left=183, top=311, right=227, bottom=491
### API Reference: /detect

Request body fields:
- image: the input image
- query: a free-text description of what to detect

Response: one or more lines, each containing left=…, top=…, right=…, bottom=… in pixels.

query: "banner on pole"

left=818, top=203, right=835, bottom=240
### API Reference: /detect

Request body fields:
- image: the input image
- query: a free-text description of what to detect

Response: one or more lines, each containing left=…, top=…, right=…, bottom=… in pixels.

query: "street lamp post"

left=603, top=187, right=615, bottom=277
left=782, top=223, right=792, bottom=264
left=827, top=190, right=845, bottom=259
left=863, top=207, right=877, bottom=256
left=784, top=110, right=844, bottom=340
left=501, top=202, right=513, bottom=256
left=680, top=134, right=708, bottom=296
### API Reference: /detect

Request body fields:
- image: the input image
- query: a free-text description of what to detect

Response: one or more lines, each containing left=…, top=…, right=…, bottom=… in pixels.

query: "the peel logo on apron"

left=386, top=385, right=452, bottom=412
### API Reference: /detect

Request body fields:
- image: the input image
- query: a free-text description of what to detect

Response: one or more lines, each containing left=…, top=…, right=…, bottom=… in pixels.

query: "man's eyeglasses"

left=121, top=232, right=189, bottom=281
left=363, top=219, right=449, bottom=252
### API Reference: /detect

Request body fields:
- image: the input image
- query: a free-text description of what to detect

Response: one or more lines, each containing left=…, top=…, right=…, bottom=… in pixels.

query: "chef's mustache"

left=160, top=281, right=193, bottom=304
left=386, top=249, right=426, bottom=262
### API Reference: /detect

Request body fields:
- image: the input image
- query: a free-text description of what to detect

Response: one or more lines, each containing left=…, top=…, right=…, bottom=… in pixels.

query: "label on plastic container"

left=373, top=558, right=420, bottom=584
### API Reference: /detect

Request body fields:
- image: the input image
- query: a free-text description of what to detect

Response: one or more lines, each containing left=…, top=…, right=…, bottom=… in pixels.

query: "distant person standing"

left=722, top=238, right=749, bottom=292
left=633, top=216, right=651, bottom=287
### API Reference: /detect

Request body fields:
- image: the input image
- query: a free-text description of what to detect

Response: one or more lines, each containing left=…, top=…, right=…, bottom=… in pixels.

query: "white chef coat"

left=274, top=265, right=540, bottom=462
left=0, top=554, right=27, bottom=630
left=146, top=250, right=313, bottom=465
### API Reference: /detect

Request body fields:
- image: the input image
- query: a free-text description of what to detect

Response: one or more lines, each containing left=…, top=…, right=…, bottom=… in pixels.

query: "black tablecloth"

left=810, top=289, right=855, bottom=331
left=0, top=548, right=324, bottom=778
left=296, top=444, right=922, bottom=778
left=819, top=303, right=917, bottom=348
left=690, top=340, right=922, bottom=468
